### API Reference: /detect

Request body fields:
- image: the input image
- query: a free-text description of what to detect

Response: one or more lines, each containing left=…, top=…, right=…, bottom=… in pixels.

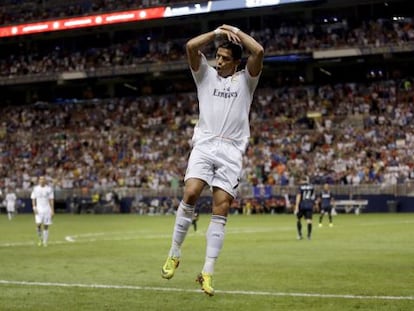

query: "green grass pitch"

left=0, top=212, right=413, bottom=310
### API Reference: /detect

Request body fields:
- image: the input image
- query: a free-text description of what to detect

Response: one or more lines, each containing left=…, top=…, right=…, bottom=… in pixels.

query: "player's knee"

left=212, top=201, right=231, bottom=216
left=183, top=185, right=203, bottom=203
left=183, top=193, right=199, bottom=205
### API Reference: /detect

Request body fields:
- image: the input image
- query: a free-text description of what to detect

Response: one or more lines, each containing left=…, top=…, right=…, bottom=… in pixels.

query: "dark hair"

left=218, top=41, right=242, bottom=61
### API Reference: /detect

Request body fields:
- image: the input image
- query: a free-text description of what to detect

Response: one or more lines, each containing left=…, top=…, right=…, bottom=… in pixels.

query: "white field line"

left=0, top=279, right=412, bottom=301
left=1, top=216, right=413, bottom=248
left=0, top=227, right=286, bottom=247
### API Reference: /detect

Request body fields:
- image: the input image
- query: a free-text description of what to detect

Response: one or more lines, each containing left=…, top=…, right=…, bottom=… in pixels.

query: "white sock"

left=168, top=201, right=194, bottom=258
left=202, top=215, right=227, bottom=274
left=43, top=230, right=48, bottom=244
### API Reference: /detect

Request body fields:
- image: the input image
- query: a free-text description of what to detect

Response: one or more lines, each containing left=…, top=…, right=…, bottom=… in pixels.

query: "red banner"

left=0, top=7, right=166, bottom=37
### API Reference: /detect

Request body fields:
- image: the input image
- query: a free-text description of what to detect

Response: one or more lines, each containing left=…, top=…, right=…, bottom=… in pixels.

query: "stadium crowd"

left=1, top=78, right=414, bottom=193
left=1, top=16, right=414, bottom=78
left=1, top=1, right=414, bottom=194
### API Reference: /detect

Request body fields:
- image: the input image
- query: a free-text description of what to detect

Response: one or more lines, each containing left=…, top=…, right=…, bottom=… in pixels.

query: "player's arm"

left=186, top=30, right=217, bottom=72
left=50, top=198, right=55, bottom=216
left=32, top=198, right=37, bottom=214
left=294, top=193, right=301, bottom=215
left=186, top=25, right=241, bottom=71
left=316, top=197, right=321, bottom=212
left=218, top=24, right=264, bottom=77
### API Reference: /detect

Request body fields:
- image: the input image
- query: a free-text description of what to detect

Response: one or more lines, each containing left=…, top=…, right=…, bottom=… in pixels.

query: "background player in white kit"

left=31, top=176, right=54, bottom=247
left=161, top=24, right=264, bottom=296
left=5, top=187, right=18, bottom=220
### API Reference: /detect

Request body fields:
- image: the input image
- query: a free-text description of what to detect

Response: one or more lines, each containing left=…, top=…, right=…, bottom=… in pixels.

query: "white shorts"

left=35, top=211, right=53, bottom=226
left=185, top=138, right=243, bottom=198
left=6, top=205, right=16, bottom=212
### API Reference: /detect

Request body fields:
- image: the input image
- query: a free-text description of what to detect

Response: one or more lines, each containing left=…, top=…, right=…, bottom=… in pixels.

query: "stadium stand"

left=1, top=0, right=414, bottom=213
left=0, top=0, right=193, bottom=25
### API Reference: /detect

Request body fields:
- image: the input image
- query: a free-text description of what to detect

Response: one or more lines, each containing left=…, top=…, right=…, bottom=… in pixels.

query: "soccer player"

left=31, top=176, right=54, bottom=247
left=161, top=24, right=264, bottom=296
left=294, top=176, right=316, bottom=240
left=318, top=183, right=334, bottom=227
left=5, top=187, right=17, bottom=220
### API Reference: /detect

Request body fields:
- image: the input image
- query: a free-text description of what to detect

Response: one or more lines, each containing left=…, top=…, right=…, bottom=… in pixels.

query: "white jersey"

left=191, top=53, right=260, bottom=152
left=31, top=185, right=54, bottom=213
left=5, top=192, right=17, bottom=211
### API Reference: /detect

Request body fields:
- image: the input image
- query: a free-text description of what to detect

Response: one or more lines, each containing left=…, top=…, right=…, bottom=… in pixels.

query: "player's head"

left=323, top=183, right=329, bottom=190
left=38, top=175, right=47, bottom=186
left=215, top=41, right=242, bottom=77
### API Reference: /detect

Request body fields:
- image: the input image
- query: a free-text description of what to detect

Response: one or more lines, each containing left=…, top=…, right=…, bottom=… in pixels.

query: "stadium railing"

left=12, top=182, right=414, bottom=202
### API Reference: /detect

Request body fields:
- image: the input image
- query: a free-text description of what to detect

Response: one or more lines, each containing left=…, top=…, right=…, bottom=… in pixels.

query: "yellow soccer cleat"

left=329, top=223, right=333, bottom=227
left=196, top=272, right=214, bottom=296
left=161, top=257, right=180, bottom=280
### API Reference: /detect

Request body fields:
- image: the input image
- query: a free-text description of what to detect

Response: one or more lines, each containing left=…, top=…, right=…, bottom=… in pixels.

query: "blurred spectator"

left=1, top=77, right=414, bottom=191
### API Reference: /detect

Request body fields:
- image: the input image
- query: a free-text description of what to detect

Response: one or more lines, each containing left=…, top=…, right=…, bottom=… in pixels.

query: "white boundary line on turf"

left=0, top=227, right=284, bottom=247
left=61, top=227, right=283, bottom=243
left=0, top=280, right=413, bottom=301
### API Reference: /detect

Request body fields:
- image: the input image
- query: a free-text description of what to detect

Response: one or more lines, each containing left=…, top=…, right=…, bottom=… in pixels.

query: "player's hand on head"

left=216, top=25, right=241, bottom=44
left=219, top=24, right=240, bottom=34
left=226, top=31, right=241, bottom=44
